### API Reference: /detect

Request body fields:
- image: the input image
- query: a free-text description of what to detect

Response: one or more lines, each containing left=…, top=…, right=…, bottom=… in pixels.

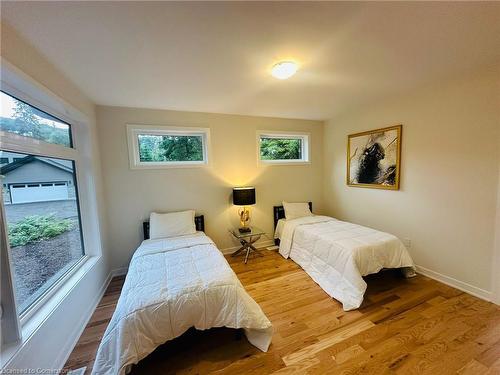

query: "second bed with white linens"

left=276, top=209, right=415, bottom=311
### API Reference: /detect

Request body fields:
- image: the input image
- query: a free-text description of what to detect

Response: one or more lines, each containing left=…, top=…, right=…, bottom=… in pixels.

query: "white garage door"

left=10, top=182, right=69, bottom=204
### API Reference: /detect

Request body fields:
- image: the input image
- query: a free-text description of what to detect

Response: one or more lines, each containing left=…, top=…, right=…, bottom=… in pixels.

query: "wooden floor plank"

left=281, top=320, right=375, bottom=366
left=64, top=250, right=500, bottom=374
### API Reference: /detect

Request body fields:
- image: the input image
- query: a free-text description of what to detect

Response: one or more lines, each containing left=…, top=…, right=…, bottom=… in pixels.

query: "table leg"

left=231, top=245, right=245, bottom=257
left=232, top=239, right=248, bottom=257
left=244, top=245, right=251, bottom=264
left=232, top=235, right=264, bottom=263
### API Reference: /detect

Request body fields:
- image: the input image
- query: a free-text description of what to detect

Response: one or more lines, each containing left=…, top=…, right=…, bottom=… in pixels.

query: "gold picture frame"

left=347, top=124, right=402, bottom=190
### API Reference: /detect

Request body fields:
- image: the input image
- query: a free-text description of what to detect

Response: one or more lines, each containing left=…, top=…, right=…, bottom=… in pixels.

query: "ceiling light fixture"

left=271, top=61, right=298, bottom=80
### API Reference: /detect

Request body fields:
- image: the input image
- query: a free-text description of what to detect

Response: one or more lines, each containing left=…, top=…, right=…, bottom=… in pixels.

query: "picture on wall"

left=347, top=124, right=402, bottom=190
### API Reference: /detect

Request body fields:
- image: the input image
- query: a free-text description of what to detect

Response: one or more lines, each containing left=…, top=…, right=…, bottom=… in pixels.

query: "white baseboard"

left=220, top=239, right=275, bottom=255
left=416, top=265, right=492, bottom=302
left=54, top=271, right=113, bottom=371
left=111, top=266, right=128, bottom=277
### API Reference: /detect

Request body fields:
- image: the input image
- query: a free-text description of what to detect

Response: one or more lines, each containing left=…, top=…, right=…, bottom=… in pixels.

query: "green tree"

left=137, top=134, right=203, bottom=162
left=0, top=97, right=71, bottom=147
left=44, top=126, right=70, bottom=146
left=138, top=135, right=156, bottom=161
left=13, top=101, right=42, bottom=138
left=260, top=138, right=301, bottom=160
left=160, top=136, right=203, bottom=161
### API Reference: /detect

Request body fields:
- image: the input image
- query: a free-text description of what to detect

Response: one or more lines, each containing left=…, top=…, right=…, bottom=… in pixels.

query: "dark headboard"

left=143, top=215, right=205, bottom=240
left=273, top=202, right=312, bottom=246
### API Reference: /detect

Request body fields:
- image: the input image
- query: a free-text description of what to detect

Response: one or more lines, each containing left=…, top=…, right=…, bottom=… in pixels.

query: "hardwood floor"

left=64, top=250, right=500, bottom=374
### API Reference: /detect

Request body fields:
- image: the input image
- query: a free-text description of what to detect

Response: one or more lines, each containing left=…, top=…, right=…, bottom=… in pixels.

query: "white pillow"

left=149, top=210, right=196, bottom=239
left=282, top=201, right=313, bottom=220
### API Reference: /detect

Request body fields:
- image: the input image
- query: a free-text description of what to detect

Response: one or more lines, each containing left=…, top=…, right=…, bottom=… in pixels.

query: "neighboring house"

left=0, top=151, right=27, bottom=166
left=0, top=153, right=75, bottom=204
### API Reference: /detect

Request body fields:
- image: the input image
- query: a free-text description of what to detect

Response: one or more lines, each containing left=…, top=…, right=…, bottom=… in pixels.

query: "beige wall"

left=323, top=64, right=500, bottom=293
left=96, top=106, right=324, bottom=269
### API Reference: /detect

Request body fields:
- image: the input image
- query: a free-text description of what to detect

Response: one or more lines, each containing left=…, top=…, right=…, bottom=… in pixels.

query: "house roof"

left=0, top=155, right=73, bottom=175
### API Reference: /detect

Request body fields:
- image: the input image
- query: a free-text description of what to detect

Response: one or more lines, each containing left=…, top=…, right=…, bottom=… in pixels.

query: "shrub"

left=8, top=214, right=74, bottom=247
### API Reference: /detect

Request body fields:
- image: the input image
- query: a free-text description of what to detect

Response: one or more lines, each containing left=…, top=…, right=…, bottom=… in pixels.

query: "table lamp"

left=232, top=187, right=256, bottom=233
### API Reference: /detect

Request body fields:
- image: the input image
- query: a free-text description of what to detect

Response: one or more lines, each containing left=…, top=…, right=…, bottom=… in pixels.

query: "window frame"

left=257, top=130, right=311, bottom=165
left=127, top=124, right=211, bottom=169
left=0, top=59, right=103, bottom=339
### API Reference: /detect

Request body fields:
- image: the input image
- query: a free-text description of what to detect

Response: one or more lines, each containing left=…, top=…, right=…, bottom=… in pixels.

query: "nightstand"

left=229, top=227, right=265, bottom=264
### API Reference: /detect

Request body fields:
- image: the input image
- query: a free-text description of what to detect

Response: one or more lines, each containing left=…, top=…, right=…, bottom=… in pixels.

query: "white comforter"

left=279, top=216, right=415, bottom=311
left=92, top=232, right=273, bottom=375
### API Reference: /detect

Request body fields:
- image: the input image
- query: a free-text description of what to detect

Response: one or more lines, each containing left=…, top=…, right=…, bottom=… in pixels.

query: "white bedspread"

left=92, top=232, right=272, bottom=375
left=279, top=216, right=415, bottom=311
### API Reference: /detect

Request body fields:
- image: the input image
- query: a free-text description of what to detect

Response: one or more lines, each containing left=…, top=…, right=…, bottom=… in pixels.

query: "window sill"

left=1, top=255, right=101, bottom=368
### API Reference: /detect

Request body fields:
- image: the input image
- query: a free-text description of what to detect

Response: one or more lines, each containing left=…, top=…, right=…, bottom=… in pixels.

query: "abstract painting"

left=347, top=125, right=402, bottom=190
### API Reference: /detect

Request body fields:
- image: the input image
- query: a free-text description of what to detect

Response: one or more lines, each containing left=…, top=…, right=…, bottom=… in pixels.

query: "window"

left=127, top=124, right=210, bottom=169
left=1, top=151, right=84, bottom=314
left=258, top=132, right=310, bottom=164
left=0, top=157, right=8, bottom=164
left=0, top=91, right=72, bottom=147
left=1, top=63, right=102, bottom=353
left=0, top=87, right=89, bottom=321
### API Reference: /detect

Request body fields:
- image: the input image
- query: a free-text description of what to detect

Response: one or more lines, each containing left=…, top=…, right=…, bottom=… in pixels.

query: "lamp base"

left=238, top=227, right=251, bottom=233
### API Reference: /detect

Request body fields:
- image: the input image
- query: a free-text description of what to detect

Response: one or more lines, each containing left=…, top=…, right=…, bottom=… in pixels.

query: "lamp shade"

left=233, top=187, right=256, bottom=206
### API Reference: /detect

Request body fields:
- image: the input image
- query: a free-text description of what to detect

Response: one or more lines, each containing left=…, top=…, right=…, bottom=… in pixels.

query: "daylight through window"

left=127, top=125, right=210, bottom=168
left=258, top=133, right=309, bottom=163
left=138, top=134, right=204, bottom=162
left=0, top=91, right=72, bottom=147
left=1, top=91, right=85, bottom=316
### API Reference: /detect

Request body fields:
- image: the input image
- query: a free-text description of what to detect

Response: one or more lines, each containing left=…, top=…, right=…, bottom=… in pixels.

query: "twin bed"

left=92, top=204, right=415, bottom=374
left=92, top=213, right=272, bottom=375
left=273, top=202, right=415, bottom=311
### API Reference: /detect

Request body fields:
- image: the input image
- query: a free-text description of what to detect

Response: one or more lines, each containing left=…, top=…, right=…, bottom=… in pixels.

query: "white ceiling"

left=2, top=2, right=499, bottom=120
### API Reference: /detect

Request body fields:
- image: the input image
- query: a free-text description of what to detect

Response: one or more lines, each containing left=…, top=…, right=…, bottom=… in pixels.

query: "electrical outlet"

left=403, top=238, right=411, bottom=249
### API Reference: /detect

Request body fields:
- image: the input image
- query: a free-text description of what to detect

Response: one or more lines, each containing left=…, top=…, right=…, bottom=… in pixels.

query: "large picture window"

left=1, top=90, right=86, bottom=318
left=1, top=151, right=84, bottom=313
left=127, top=124, right=210, bottom=169
left=258, top=132, right=310, bottom=164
